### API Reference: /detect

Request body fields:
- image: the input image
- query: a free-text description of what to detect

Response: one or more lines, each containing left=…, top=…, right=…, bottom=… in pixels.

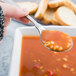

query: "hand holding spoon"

left=27, top=15, right=73, bottom=52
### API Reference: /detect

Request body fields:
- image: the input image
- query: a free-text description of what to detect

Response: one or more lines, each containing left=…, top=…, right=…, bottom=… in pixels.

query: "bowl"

left=9, top=26, right=76, bottom=76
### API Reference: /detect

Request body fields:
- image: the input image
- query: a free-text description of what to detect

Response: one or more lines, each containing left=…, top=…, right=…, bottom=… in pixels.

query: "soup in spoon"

left=41, top=30, right=73, bottom=52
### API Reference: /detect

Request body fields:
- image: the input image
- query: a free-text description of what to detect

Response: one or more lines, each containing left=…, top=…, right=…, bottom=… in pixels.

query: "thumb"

left=12, top=8, right=29, bottom=18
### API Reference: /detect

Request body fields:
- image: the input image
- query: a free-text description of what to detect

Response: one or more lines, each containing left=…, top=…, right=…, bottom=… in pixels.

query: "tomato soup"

left=19, top=36, right=76, bottom=76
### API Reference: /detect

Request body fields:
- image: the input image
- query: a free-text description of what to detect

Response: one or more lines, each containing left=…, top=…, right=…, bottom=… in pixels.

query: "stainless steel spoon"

left=27, top=15, right=73, bottom=52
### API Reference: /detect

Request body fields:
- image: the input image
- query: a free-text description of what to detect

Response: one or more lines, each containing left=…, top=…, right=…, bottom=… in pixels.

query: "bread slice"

left=64, top=0, right=76, bottom=14
left=42, top=18, right=51, bottom=24
left=34, top=0, right=48, bottom=19
left=51, top=13, right=60, bottom=25
left=42, top=8, right=56, bottom=24
left=48, top=0, right=65, bottom=8
left=55, top=6, right=76, bottom=26
left=17, top=2, right=38, bottom=14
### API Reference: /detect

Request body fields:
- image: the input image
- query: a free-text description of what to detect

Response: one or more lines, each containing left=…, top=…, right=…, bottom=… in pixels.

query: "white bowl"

left=9, top=26, right=76, bottom=76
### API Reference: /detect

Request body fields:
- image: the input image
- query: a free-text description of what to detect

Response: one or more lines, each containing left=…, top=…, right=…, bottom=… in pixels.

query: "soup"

left=19, top=36, right=76, bottom=76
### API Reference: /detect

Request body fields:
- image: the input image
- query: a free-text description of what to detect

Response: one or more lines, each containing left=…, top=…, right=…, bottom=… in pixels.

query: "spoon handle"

left=27, top=15, right=45, bottom=33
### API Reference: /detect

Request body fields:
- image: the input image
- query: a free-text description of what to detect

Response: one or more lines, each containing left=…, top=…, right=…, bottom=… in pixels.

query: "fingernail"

left=21, top=17, right=30, bottom=24
left=22, top=8, right=29, bottom=15
left=21, top=17, right=29, bottom=22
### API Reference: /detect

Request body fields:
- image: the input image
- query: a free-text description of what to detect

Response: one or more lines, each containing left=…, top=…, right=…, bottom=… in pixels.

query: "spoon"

left=27, top=15, right=73, bottom=52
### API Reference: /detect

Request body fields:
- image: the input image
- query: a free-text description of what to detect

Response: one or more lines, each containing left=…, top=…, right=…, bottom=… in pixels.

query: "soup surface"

left=19, top=36, right=76, bottom=76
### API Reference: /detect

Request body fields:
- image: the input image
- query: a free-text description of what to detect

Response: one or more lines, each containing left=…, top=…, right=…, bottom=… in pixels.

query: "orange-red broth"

left=19, top=36, right=76, bottom=76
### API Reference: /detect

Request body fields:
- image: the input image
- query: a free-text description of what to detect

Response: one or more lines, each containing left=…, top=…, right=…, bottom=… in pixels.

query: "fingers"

left=13, top=8, right=29, bottom=18
left=13, top=8, right=30, bottom=23
left=16, top=17, right=30, bottom=24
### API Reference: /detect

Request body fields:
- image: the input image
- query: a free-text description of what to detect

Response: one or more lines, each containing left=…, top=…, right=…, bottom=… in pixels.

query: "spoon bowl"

left=40, top=30, right=73, bottom=52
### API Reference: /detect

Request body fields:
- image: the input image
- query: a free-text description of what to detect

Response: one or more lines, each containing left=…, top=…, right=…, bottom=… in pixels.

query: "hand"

left=0, top=2, right=30, bottom=27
